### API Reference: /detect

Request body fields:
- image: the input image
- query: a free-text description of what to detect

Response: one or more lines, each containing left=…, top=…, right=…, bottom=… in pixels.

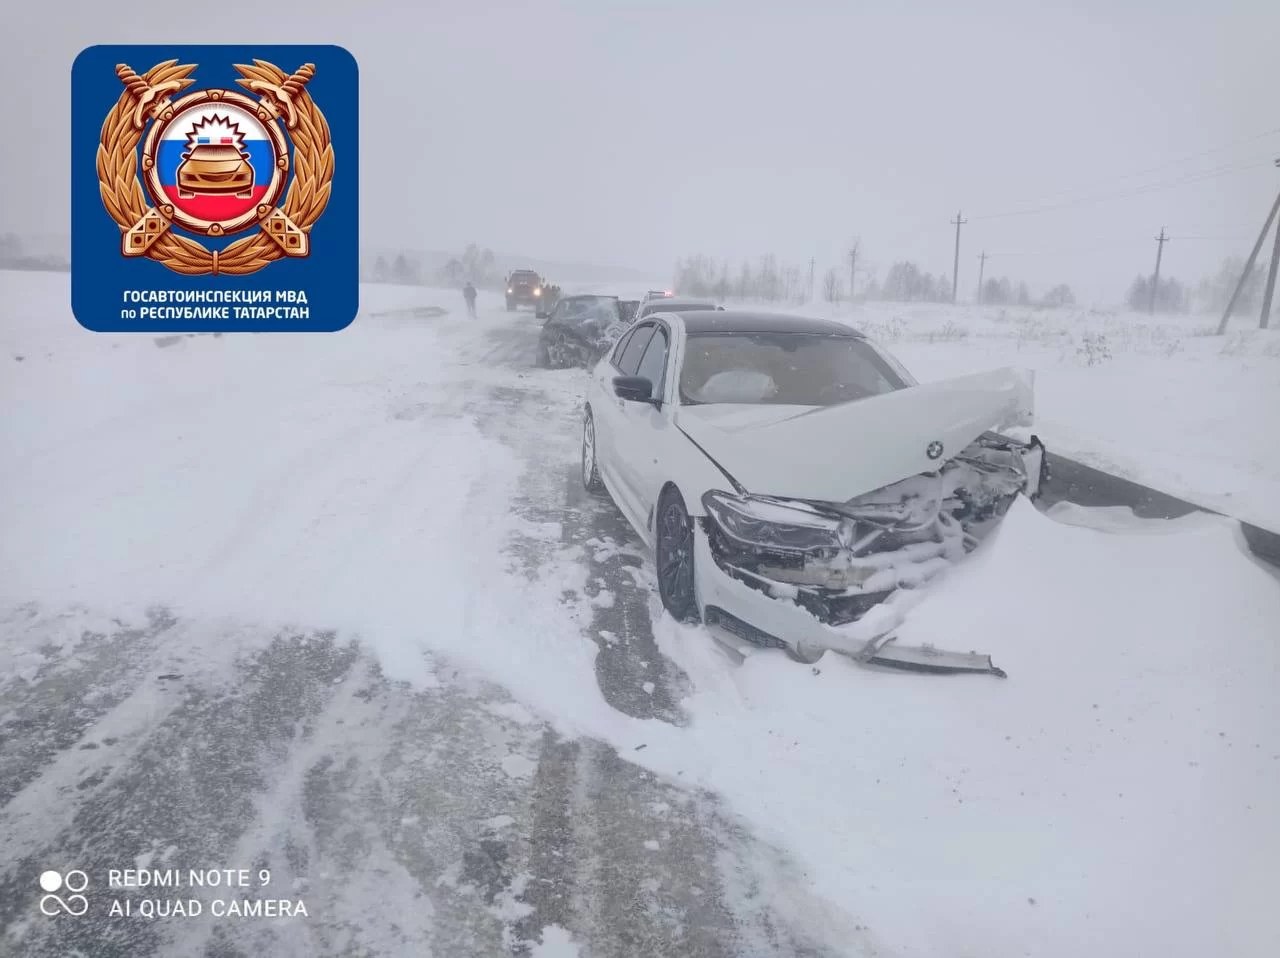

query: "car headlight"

left=533, top=288, right=542, bottom=296
left=702, top=491, right=851, bottom=554
left=507, top=287, right=513, bottom=294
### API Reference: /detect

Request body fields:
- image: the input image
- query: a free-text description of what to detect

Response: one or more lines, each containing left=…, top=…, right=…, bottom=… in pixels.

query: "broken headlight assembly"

left=701, top=491, right=853, bottom=555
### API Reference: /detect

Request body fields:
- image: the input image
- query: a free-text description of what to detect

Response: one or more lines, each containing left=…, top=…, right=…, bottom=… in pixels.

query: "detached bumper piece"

left=854, top=633, right=1007, bottom=679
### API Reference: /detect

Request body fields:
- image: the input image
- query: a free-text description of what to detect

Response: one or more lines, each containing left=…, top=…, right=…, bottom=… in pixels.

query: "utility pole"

left=848, top=240, right=860, bottom=302
left=808, top=257, right=815, bottom=302
left=1260, top=158, right=1280, bottom=329
left=950, top=211, right=967, bottom=302
left=1216, top=181, right=1280, bottom=333
left=976, top=251, right=988, bottom=304
left=1148, top=227, right=1168, bottom=315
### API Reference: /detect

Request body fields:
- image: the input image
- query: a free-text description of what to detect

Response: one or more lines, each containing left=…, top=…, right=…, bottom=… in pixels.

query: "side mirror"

left=613, top=375, right=655, bottom=403
left=536, top=310, right=549, bottom=320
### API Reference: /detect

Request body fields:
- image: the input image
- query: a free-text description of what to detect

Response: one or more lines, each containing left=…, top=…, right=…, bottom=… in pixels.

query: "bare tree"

left=823, top=268, right=844, bottom=303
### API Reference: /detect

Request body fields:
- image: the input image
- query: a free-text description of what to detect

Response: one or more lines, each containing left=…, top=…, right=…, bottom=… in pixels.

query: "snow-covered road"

left=0, top=277, right=842, bottom=957
left=2, top=272, right=1278, bottom=958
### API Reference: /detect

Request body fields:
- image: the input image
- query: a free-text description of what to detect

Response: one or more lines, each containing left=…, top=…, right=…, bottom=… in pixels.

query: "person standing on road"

left=463, top=281, right=477, bottom=318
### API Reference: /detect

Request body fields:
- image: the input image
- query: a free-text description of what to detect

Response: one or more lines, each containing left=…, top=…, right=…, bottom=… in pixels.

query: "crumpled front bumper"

left=693, top=521, right=918, bottom=658
left=690, top=432, right=1047, bottom=674
left=694, top=526, right=1005, bottom=675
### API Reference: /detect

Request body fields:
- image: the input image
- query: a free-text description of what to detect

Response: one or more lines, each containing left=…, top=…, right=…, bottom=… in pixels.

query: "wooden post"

left=1260, top=211, right=1280, bottom=329
left=1149, top=227, right=1168, bottom=315
left=950, top=211, right=967, bottom=303
left=1216, top=188, right=1280, bottom=334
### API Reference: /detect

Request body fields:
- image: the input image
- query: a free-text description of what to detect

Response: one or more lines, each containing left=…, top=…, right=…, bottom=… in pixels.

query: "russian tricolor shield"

left=156, top=100, right=277, bottom=223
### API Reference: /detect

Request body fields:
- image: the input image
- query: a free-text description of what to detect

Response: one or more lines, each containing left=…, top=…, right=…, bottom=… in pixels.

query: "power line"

left=976, top=126, right=1280, bottom=211
left=971, top=158, right=1274, bottom=222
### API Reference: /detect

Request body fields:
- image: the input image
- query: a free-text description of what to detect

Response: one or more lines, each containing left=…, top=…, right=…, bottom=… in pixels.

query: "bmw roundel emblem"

left=926, top=440, right=944, bottom=460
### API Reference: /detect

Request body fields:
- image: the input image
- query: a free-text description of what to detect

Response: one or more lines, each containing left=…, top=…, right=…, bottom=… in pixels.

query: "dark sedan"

left=536, top=295, right=631, bottom=369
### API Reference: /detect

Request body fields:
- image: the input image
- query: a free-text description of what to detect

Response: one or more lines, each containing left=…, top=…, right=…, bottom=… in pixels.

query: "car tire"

left=581, top=408, right=605, bottom=495
left=548, top=331, right=573, bottom=369
left=506, top=300, right=515, bottom=312
left=655, top=486, right=700, bottom=624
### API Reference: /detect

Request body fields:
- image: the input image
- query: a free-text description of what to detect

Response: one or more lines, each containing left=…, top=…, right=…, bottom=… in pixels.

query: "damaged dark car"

left=536, top=295, right=634, bottom=369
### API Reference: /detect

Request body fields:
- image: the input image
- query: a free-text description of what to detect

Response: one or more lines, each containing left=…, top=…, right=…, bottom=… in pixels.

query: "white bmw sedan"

left=580, top=310, right=1046, bottom=670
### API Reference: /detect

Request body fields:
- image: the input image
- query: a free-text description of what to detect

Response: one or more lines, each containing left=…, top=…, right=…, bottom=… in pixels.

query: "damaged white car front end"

left=692, top=431, right=1046, bottom=673
left=673, top=365, right=1047, bottom=674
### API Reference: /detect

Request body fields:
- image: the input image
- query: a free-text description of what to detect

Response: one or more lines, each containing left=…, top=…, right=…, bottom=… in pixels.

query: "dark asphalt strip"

left=1042, top=453, right=1280, bottom=566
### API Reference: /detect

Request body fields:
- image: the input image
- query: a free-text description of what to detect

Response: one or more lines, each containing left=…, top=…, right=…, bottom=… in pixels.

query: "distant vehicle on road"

left=632, top=296, right=723, bottom=323
left=638, top=290, right=675, bottom=310
left=505, top=270, right=546, bottom=311
left=536, top=295, right=631, bottom=369
left=579, top=309, right=1048, bottom=671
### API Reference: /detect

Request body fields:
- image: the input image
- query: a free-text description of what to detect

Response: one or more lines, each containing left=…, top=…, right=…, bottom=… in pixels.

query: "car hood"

left=674, top=366, right=1035, bottom=502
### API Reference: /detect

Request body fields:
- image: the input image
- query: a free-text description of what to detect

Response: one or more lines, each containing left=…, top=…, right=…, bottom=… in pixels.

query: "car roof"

left=669, top=310, right=866, bottom=337
left=642, top=297, right=715, bottom=310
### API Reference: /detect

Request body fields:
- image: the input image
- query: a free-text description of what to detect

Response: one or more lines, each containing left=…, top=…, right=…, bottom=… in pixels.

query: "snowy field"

left=2, top=269, right=1279, bottom=958
left=783, top=299, right=1280, bottom=534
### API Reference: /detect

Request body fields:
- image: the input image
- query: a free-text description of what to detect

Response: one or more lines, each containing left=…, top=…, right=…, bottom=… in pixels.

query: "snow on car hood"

left=675, top=366, right=1035, bottom=502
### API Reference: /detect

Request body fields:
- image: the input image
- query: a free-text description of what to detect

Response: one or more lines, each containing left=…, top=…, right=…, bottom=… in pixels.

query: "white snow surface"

left=3, top=271, right=1279, bottom=957
left=787, top=299, right=1280, bottom=532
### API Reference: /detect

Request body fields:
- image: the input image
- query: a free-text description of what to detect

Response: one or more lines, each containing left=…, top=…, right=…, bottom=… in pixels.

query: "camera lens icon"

left=39, top=869, right=89, bottom=916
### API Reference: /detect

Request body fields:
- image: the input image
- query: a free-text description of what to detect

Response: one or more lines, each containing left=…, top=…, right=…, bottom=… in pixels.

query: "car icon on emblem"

left=926, top=440, right=944, bottom=460
left=177, top=142, right=255, bottom=199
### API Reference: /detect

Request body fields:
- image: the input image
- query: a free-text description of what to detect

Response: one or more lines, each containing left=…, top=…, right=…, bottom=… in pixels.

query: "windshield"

left=679, top=332, right=909, bottom=406
left=558, top=297, right=620, bottom=327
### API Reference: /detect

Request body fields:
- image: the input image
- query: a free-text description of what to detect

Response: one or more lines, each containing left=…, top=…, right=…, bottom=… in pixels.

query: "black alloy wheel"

left=656, top=487, right=699, bottom=623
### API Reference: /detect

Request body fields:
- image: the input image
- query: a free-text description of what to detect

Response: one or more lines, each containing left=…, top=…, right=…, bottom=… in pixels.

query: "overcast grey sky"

left=2, top=0, right=1276, bottom=303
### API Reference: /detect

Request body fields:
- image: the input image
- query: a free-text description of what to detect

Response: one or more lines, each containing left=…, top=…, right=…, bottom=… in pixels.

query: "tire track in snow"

left=455, top=316, right=846, bottom=956
left=1, top=298, right=850, bottom=958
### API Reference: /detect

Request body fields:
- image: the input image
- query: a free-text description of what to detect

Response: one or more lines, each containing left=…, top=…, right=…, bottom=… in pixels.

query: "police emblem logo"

left=98, top=59, right=332, bottom=275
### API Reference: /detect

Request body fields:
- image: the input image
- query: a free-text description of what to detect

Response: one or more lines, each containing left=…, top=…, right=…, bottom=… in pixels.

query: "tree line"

left=673, top=252, right=1077, bottom=309
left=364, top=244, right=505, bottom=289
left=673, top=254, right=809, bottom=303
left=0, top=234, right=69, bottom=272
left=675, top=247, right=1264, bottom=315
left=1125, top=257, right=1266, bottom=315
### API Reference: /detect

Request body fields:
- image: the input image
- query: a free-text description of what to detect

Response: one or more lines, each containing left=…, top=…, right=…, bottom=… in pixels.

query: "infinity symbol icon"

left=39, top=870, right=89, bottom=916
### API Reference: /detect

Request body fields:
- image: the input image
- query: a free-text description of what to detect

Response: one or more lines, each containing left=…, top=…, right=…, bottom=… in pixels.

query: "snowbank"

left=649, top=498, right=1280, bottom=957
left=784, top=299, right=1280, bottom=533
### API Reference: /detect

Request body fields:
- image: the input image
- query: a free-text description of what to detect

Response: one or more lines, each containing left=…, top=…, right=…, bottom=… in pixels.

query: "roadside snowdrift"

left=781, top=299, right=1280, bottom=532
left=651, top=499, right=1280, bottom=957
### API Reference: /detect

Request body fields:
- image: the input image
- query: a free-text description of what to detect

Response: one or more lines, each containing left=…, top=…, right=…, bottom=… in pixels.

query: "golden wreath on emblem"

left=97, top=59, right=334, bottom=276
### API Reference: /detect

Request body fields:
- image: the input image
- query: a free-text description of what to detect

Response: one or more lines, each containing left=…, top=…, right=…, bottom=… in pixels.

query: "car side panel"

left=625, top=319, right=746, bottom=535
left=587, top=345, right=653, bottom=543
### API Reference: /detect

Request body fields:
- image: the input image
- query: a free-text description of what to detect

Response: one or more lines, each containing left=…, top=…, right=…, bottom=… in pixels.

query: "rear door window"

left=611, top=327, right=637, bottom=367
left=616, top=323, right=656, bottom=376
left=634, top=325, right=669, bottom=394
